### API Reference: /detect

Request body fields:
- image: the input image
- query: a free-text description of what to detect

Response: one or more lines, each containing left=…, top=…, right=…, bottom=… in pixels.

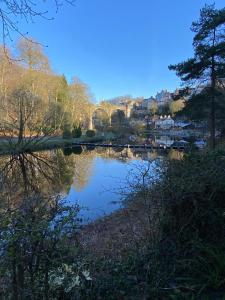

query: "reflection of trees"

left=72, top=151, right=95, bottom=191
left=0, top=152, right=57, bottom=207
left=0, top=148, right=81, bottom=207
left=0, top=146, right=179, bottom=205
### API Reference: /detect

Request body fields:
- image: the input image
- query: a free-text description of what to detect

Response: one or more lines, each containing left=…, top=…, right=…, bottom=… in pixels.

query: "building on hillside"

left=140, top=97, right=156, bottom=110
left=155, top=115, right=175, bottom=129
left=155, top=90, right=172, bottom=106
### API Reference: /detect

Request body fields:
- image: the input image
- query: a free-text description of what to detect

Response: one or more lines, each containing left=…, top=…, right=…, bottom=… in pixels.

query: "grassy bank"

left=78, top=147, right=225, bottom=299
left=0, top=133, right=117, bottom=155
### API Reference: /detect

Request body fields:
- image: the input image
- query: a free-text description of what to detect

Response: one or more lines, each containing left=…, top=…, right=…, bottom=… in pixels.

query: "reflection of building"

left=155, top=136, right=174, bottom=147
left=155, top=115, right=174, bottom=129
left=174, top=121, right=192, bottom=129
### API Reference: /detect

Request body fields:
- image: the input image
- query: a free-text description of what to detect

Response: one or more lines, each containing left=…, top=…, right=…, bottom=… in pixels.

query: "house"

left=140, top=97, right=156, bottom=110
left=155, top=115, right=175, bottom=129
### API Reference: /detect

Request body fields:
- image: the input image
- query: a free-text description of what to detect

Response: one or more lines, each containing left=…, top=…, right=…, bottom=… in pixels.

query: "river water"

left=0, top=145, right=184, bottom=222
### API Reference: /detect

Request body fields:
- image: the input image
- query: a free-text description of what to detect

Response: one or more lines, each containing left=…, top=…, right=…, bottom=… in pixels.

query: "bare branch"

left=0, top=1, right=75, bottom=46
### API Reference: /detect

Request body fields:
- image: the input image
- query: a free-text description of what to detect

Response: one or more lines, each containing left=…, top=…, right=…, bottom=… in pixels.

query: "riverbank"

left=78, top=147, right=225, bottom=300
left=0, top=133, right=117, bottom=155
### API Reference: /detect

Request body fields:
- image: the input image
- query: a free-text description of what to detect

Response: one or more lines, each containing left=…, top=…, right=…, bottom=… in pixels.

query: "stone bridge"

left=88, top=102, right=133, bottom=130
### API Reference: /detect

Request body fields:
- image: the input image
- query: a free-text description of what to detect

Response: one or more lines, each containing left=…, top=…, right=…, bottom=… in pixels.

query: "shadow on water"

left=72, top=145, right=83, bottom=155
left=63, top=145, right=83, bottom=156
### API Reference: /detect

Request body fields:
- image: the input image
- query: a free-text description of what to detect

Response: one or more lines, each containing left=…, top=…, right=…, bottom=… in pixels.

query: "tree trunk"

left=210, top=87, right=216, bottom=149
left=18, top=100, right=24, bottom=145
left=210, top=29, right=216, bottom=149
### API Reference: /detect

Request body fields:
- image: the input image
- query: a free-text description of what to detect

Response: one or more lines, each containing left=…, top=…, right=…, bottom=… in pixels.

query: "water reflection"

left=0, top=146, right=184, bottom=219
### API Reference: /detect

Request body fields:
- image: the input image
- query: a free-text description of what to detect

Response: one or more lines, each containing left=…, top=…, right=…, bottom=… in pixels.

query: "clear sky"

left=7, top=0, right=225, bottom=102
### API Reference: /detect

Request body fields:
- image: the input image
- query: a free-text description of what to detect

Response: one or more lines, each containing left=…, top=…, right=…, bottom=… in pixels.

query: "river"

left=0, top=145, right=184, bottom=223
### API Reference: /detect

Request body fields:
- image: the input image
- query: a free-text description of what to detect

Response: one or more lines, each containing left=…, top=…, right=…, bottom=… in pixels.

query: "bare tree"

left=0, top=0, right=75, bottom=48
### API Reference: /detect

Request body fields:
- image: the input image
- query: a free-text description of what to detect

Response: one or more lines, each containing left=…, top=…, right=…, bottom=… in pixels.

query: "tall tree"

left=69, top=77, right=94, bottom=128
left=17, top=38, right=50, bottom=72
left=169, top=4, right=225, bottom=148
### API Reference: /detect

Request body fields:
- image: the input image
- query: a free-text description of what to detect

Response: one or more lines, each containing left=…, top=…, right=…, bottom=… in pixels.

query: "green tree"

left=158, top=103, right=170, bottom=115
left=169, top=4, right=225, bottom=148
left=72, top=125, right=82, bottom=138
left=56, top=75, right=69, bottom=103
left=47, top=75, right=70, bottom=133
left=62, top=111, right=73, bottom=139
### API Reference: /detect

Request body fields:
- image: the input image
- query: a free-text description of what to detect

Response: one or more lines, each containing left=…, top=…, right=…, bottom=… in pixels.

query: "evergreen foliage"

left=86, top=130, right=95, bottom=137
left=72, top=126, right=82, bottom=138
left=169, top=4, right=225, bottom=148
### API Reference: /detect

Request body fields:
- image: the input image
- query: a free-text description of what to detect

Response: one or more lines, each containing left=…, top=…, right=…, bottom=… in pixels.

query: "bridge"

left=88, top=102, right=134, bottom=130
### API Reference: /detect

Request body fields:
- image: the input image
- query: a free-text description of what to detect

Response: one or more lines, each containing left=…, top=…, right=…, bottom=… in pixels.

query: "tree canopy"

left=169, top=4, right=225, bottom=148
left=0, top=37, right=93, bottom=147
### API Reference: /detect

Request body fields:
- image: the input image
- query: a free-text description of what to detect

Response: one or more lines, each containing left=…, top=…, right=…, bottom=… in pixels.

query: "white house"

left=155, top=115, right=175, bottom=129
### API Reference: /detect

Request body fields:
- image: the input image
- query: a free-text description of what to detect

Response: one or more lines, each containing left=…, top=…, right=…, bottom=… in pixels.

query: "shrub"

left=63, top=126, right=72, bottom=139
left=42, top=126, right=53, bottom=135
left=72, top=126, right=82, bottom=138
left=86, top=130, right=95, bottom=137
left=0, top=194, right=89, bottom=299
left=158, top=149, right=225, bottom=298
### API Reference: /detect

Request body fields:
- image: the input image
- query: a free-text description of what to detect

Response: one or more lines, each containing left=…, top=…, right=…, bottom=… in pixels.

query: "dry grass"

left=79, top=196, right=153, bottom=259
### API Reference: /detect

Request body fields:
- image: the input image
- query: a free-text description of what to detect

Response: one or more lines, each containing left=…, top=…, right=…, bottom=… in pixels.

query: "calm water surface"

left=67, top=156, right=156, bottom=221
left=0, top=146, right=183, bottom=222
left=63, top=146, right=182, bottom=221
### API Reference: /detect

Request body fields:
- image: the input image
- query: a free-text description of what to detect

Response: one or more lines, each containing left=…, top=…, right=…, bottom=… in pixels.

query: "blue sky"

left=7, top=0, right=225, bottom=102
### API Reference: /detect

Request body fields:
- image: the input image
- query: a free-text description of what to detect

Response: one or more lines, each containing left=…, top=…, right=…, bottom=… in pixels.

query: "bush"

left=82, top=148, right=225, bottom=299
left=158, top=149, right=225, bottom=298
left=0, top=194, right=88, bottom=299
left=42, top=126, right=53, bottom=135
left=86, top=130, right=95, bottom=137
left=63, top=126, right=72, bottom=139
left=72, top=126, right=82, bottom=138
